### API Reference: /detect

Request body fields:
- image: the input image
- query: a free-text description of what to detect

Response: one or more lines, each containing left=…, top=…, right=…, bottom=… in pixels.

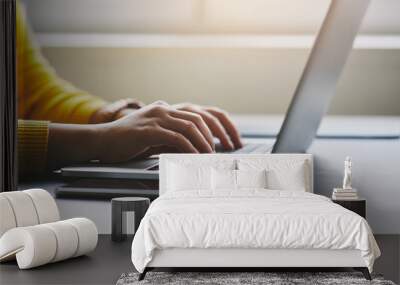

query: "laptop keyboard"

left=217, top=143, right=272, bottom=154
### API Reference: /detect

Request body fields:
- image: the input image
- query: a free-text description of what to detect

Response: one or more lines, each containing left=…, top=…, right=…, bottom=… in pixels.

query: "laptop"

left=59, top=0, right=370, bottom=181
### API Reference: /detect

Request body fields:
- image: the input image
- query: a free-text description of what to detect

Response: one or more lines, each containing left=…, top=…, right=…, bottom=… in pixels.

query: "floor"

left=0, top=235, right=398, bottom=285
left=374, top=235, right=400, bottom=284
left=0, top=235, right=133, bottom=285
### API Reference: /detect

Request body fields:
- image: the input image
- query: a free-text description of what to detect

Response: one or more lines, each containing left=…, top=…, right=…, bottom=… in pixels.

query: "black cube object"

left=332, top=198, right=366, bottom=218
left=111, top=197, right=150, bottom=242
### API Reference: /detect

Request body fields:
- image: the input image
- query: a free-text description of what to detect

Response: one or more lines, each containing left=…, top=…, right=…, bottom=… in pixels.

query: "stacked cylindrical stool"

left=111, top=197, right=150, bottom=242
left=0, top=189, right=98, bottom=269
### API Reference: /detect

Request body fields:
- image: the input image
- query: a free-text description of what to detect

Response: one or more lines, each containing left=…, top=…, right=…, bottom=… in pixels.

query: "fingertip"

left=225, top=141, right=235, bottom=151
left=210, top=141, right=216, bottom=151
left=200, top=144, right=213, bottom=154
left=205, top=138, right=215, bottom=151
left=235, top=139, right=244, bottom=149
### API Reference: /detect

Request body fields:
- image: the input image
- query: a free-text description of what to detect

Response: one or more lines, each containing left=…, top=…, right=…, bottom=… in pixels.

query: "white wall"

left=40, top=47, right=400, bottom=115
left=23, top=0, right=400, bottom=34
left=20, top=0, right=400, bottom=115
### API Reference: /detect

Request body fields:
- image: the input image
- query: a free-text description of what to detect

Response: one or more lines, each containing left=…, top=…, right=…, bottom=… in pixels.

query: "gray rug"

left=116, top=272, right=396, bottom=285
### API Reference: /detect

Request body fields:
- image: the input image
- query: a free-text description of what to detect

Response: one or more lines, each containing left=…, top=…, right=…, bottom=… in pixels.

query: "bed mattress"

left=131, top=190, right=380, bottom=273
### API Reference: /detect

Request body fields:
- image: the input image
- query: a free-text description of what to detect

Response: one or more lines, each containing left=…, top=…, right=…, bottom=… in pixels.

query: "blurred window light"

left=24, top=0, right=400, bottom=34
left=23, top=0, right=400, bottom=49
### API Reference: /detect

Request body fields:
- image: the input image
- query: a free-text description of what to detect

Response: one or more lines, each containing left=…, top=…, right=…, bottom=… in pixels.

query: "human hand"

left=97, top=101, right=215, bottom=163
left=89, top=98, right=144, bottom=123
left=173, top=103, right=243, bottom=151
left=48, top=101, right=243, bottom=166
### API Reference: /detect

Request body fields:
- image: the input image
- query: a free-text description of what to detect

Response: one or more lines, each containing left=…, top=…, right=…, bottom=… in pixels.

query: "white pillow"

left=237, top=159, right=308, bottom=191
left=266, top=163, right=306, bottom=191
left=211, top=168, right=268, bottom=191
left=211, top=168, right=236, bottom=190
left=236, top=169, right=267, bottom=189
left=167, top=162, right=212, bottom=192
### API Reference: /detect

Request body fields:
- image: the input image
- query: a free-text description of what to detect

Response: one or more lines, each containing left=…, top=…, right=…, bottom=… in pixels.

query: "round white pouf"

left=0, top=218, right=98, bottom=269
left=1, top=192, right=39, bottom=227
left=0, top=225, right=57, bottom=269
left=0, top=196, right=17, bottom=237
left=43, top=221, right=79, bottom=262
left=23, top=189, right=60, bottom=223
left=65, top=218, right=98, bottom=257
left=0, top=189, right=98, bottom=269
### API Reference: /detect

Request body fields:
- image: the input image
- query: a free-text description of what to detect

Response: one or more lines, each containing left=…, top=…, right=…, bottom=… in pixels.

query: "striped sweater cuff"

left=18, top=120, right=50, bottom=176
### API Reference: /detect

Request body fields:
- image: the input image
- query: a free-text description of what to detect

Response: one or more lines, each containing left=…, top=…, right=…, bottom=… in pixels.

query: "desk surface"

left=232, top=115, right=400, bottom=138
left=1, top=235, right=398, bottom=285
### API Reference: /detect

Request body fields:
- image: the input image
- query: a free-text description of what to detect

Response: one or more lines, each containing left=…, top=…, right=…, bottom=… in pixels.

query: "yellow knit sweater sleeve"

left=17, top=2, right=107, bottom=176
left=17, top=3, right=107, bottom=123
left=17, top=120, right=49, bottom=177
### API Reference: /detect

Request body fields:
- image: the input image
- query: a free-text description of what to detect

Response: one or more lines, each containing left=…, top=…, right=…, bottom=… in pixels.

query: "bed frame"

left=139, top=248, right=371, bottom=280
left=138, top=153, right=372, bottom=281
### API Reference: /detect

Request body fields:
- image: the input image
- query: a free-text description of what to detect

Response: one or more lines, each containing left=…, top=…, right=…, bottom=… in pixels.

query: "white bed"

left=131, top=154, right=380, bottom=280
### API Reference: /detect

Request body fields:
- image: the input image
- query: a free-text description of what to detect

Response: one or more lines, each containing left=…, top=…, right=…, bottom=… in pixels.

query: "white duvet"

left=131, top=190, right=380, bottom=273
